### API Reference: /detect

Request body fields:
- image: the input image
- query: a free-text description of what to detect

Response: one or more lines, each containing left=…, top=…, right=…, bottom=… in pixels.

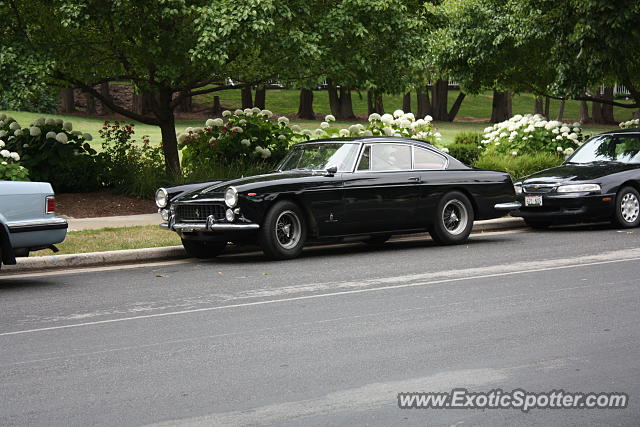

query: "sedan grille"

left=523, top=184, right=556, bottom=194
left=175, top=204, right=225, bottom=222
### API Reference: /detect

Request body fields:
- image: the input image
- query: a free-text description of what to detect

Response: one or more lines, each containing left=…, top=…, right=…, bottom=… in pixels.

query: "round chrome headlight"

left=225, top=186, right=238, bottom=208
left=155, top=188, right=168, bottom=208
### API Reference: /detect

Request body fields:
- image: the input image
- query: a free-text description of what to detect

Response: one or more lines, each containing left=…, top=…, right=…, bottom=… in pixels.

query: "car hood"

left=522, top=163, right=638, bottom=184
left=178, top=170, right=318, bottom=200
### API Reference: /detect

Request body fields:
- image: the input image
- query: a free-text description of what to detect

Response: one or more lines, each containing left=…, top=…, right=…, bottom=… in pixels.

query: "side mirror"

left=325, top=166, right=338, bottom=176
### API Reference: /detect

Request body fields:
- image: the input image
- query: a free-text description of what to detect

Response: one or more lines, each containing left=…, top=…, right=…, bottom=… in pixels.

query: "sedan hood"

left=179, top=170, right=318, bottom=200
left=523, top=163, right=638, bottom=184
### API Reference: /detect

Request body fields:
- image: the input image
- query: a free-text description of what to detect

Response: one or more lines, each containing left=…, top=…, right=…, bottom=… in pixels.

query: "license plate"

left=525, top=195, right=543, bottom=207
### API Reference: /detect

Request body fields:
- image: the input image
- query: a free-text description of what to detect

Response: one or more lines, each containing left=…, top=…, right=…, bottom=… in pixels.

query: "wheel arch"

left=442, top=187, right=479, bottom=220
left=270, top=193, right=319, bottom=238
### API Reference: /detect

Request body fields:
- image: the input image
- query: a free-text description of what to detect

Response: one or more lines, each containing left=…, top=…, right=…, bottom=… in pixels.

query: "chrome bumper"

left=164, top=222, right=260, bottom=232
left=494, top=201, right=522, bottom=210
left=7, top=217, right=68, bottom=233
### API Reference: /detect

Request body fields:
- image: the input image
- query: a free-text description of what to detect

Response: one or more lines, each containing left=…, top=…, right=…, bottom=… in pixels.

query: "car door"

left=341, top=142, right=422, bottom=234
left=412, top=145, right=449, bottom=226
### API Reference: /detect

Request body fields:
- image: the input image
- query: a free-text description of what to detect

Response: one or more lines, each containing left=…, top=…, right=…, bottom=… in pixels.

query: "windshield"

left=278, top=143, right=360, bottom=172
left=567, top=134, right=640, bottom=164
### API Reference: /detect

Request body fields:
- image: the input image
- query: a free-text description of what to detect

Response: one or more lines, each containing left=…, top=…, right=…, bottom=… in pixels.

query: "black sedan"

left=156, top=137, right=519, bottom=260
left=512, top=128, right=640, bottom=228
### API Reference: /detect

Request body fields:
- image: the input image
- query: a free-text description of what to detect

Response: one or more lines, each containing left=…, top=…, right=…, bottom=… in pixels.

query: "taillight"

left=46, top=196, right=56, bottom=213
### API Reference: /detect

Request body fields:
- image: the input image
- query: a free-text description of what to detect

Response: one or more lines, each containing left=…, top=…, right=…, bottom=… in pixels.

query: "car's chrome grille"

left=175, top=204, right=225, bottom=222
left=523, top=184, right=556, bottom=194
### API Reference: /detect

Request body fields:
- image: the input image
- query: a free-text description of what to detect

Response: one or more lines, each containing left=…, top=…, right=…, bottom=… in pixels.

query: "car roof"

left=598, top=128, right=640, bottom=136
left=297, top=136, right=435, bottom=148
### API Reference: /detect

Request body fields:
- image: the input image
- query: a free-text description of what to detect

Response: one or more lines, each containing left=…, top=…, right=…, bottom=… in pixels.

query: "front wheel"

left=429, top=191, right=474, bottom=245
left=181, top=239, right=227, bottom=259
left=259, top=200, right=307, bottom=260
left=613, top=186, right=640, bottom=228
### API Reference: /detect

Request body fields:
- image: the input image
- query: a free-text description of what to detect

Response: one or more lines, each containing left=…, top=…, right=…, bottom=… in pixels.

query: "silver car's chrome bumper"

left=494, top=202, right=522, bottom=210
left=163, top=222, right=260, bottom=232
left=7, top=217, right=68, bottom=233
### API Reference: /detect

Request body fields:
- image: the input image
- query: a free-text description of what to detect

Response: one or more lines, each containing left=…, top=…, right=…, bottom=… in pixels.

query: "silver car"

left=0, top=181, right=68, bottom=269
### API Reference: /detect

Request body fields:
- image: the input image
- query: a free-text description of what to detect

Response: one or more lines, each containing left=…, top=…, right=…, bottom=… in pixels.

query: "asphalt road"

left=1, top=225, right=639, bottom=426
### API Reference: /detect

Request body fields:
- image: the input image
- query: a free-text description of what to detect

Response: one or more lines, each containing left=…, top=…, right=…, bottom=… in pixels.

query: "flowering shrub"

left=3, top=116, right=100, bottom=191
left=0, top=140, right=29, bottom=181
left=481, top=114, right=584, bottom=157
left=179, top=108, right=308, bottom=177
left=619, top=118, right=640, bottom=129
left=98, top=121, right=167, bottom=198
left=315, top=110, right=441, bottom=144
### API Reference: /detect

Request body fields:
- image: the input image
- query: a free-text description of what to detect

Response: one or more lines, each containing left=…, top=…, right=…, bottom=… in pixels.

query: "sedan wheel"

left=614, top=186, right=640, bottom=228
left=429, top=191, right=474, bottom=245
left=259, top=200, right=307, bottom=260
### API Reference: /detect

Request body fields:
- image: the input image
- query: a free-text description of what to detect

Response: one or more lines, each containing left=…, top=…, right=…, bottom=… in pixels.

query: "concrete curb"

left=2, top=217, right=525, bottom=273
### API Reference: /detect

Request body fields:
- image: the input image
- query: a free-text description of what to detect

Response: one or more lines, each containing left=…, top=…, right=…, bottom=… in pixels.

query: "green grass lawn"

left=31, top=225, right=181, bottom=256
left=2, top=88, right=629, bottom=149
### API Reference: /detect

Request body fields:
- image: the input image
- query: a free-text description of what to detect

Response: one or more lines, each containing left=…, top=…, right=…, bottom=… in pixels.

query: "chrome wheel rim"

left=442, top=199, right=468, bottom=235
left=275, top=210, right=302, bottom=249
left=621, top=193, right=639, bottom=223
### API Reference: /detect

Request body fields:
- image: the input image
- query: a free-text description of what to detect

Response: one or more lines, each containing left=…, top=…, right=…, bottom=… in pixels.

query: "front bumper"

left=167, top=222, right=260, bottom=232
left=512, top=193, right=614, bottom=221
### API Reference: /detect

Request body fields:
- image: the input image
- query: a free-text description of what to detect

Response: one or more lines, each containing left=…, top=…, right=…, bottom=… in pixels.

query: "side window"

left=357, top=145, right=370, bottom=170
left=413, top=146, right=446, bottom=169
left=369, top=144, right=412, bottom=171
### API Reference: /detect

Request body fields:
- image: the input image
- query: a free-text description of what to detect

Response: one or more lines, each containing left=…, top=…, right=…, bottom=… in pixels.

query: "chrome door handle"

left=408, top=176, right=421, bottom=182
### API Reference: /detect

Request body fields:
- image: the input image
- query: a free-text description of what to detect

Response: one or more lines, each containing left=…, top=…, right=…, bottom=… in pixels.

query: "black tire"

left=259, top=200, right=307, bottom=260
left=429, top=191, right=474, bottom=245
left=613, top=186, right=640, bottom=228
left=524, top=219, right=552, bottom=229
left=181, top=239, right=227, bottom=259
left=366, top=234, right=391, bottom=245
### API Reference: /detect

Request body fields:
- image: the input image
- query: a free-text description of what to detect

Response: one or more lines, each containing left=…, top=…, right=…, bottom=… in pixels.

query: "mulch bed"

left=55, top=190, right=156, bottom=218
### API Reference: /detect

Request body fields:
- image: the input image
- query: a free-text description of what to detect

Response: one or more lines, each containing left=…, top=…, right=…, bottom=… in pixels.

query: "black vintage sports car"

left=512, top=128, right=640, bottom=228
left=156, top=137, right=519, bottom=260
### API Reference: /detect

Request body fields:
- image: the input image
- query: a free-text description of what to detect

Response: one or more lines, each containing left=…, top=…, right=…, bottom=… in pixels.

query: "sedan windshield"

left=278, top=143, right=360, bottom=172
left=567, top=134, right=640, bottom=164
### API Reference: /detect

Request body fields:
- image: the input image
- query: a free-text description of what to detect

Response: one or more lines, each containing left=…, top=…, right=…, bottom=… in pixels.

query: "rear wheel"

left=524, top=219, right=552, bottom=229
left=429, top=191, right=474, bottom=245
left=613, top=186, right=640, bottom=228
left=259, top=200, right=307, bottom=260
left=181, top=239, right=227, bottom=259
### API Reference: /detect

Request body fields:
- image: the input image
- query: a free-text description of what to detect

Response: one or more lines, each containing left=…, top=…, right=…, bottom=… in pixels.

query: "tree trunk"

left=297, top=88, right=315, bottom=119
left=556, top=99, right=566, bottom=121
left=579, top=97, right=591, bottom=123
left=132, top=92, right=145, bottom=115
left=416, top=89, right=432, bottom=118
left=544, top=96, right=551, bottom=118
left=327, top=79, right=341, bottom=117
left=447, top=92, right=466, bottom=122
left=59, top=88, right=75, bottom=113
left=159, top=116, right=181, bottom=177
left=85, top=91, right=96, bottom=114
left=212, top=96, right=222, bottom=115
left=534, top=96, right=544, bottom=115
left=254, top=87, right=266, bottom=110
left=490, top=90, right=512, bottom=123
left=241, top=86, right=253, bottom=109
left=402, top=92, right=411, bottom=113
left=601, top=86, right=615, bottom=123
left=367, top=91, right=384, bottom=115
left=100, top=82, right=112, bottom=115
left=175, top=91, right=192, bottom=113
left=592, top=88, right=604, bottom=124
left=431, top=80, right=449, bottom=121
left=338, top=86, right=355, bottom=119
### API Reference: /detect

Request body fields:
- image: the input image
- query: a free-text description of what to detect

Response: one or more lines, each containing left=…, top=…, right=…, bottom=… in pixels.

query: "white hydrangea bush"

left=315, top=110, right=441, bottom=144
left=482, top=114, right=584, bottom=156
left=0, top=139, right=29, bottom=181
left=619, top=118, right=640, bottom=129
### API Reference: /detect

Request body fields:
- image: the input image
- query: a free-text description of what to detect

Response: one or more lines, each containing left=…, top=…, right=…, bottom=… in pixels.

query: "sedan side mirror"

left=325, top=166, right=338, bottom=176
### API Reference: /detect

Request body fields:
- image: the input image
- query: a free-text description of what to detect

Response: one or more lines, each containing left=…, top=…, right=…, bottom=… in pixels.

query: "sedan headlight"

left=514, top=183, right=523, bottom=195
left=224, top=186, right=238, bottom=208
left=556, top=184, right=601, bottom=193
left=155, top=188, right=168, bottom=208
